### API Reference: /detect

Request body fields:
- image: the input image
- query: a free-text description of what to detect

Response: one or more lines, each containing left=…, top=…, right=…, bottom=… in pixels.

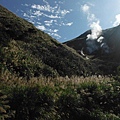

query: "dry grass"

left=0, top=69, right=113, bottom=89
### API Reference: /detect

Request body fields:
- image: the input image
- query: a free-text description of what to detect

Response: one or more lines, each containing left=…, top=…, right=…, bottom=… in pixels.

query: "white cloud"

left=31, top=4, right=54, bottom=13
left=36, top=25, right=46, bottom=31
left=31, top=4, right=71, bottom=19
left=44, top=14, right=61, bottom=19
left=21, top=0, right=73, bottom=40
left=87, top=21, right=102, bottom=40
left=43, top=0, right=49, bottom=5
left=81, top=4, right=90, bottom=13
left=87, top=13, right=96, bottom=22
left=33, top=10, right=43, bottom=16
left=65, top=22, right=73, bottom=26
left=90, top=21, right=102, bottom=33
left=81, top=3, right=102, bottom=39
left=61, top=9, right=71, bottom=16
left=55, top=1, right=65, bottom=5
left=44, top=20, right=57, bottom=26
left=24, top=4, right=29, bottom=6
left=49, top=33, right=61, bottom=39
left=36, top=22, right=42, bottom=25
left=44, top=20, right=53, bottom=26
left=55, top=21, right=73, bottom=26
left=81, top=4, right=97, bottom=23
left=81, top=3, right=105, bottom=54
left=113, top=14, right=120, bottom=26
left=46, top=28, right=59, bottom=33
left=53, top=29, right=58, bottom=32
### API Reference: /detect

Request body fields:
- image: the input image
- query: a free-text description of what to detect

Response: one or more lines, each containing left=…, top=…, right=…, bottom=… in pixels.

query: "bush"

left=9, top=86, right=55, bottom=120
left=0, top=90, right=14, bottom=120
left=1, top=76, right=120, bottom=119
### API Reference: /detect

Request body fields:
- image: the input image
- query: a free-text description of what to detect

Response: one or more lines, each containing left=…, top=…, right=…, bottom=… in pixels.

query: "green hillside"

left=1, top=5, right=120, bottom=120
left=0, top=5, right=93, bottom=78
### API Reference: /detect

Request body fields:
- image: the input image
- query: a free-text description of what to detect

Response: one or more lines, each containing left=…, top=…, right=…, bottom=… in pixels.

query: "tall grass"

left=0, top=70, right=120, bottom=120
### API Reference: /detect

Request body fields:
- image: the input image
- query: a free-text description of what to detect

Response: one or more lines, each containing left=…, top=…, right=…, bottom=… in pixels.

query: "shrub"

left=0, top=90, right=14, bottom=120
left=9, top=86, right=55, bottom=120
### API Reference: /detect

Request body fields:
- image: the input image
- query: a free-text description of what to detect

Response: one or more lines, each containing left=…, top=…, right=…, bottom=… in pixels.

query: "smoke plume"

left=81, top=4, right=109, bottom=54
left=86, top=21, right=102, bottom=54
left=87, top=21, right=102, bottom=40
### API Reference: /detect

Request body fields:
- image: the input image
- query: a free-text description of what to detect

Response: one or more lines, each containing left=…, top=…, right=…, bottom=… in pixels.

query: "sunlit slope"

left=0, top=5, right=92, bottom=78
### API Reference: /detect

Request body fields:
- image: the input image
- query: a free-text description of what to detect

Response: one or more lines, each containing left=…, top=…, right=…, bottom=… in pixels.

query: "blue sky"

left=1, top=0, right=120, bottom=42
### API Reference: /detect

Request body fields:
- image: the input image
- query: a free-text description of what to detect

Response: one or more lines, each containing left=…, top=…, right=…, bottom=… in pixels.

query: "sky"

left=1, top=0, right=120, bottom=42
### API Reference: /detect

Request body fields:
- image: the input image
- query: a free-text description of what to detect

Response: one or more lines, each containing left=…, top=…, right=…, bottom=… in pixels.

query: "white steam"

left=113, top=14, right=120, bottom=26
left=81, top=4, right=109, bottom=54
left=97, top=36, right=104, bottom=43
left=81, top=4, right=90, bottom=13
left=100, top=43, right=109, bottom=53
left=87, top=21, right=102, bottom=40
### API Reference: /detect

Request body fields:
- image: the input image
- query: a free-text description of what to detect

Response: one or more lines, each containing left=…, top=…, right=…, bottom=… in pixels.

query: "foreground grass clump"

left=0, top=72, right=120, bottom=120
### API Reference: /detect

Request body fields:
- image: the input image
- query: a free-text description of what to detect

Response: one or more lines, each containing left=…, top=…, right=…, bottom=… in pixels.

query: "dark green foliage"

left=76, top=81, right=120, bottom=119
left=55, top=85, right=77, bottom=120
left=0, top=76, right=120, bottom=120
left=0, top=90, right=14, bottom=120
left=9, top=86, right=55, bottom=120
left=1, top=4, right=120, bottom=120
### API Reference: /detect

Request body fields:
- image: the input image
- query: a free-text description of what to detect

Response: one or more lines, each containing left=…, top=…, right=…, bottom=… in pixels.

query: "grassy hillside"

left=0, top=5, right=93, bottom=78
left=1, top=5, right=120, bottom=120
left=1, top=71, right=120, bottom=120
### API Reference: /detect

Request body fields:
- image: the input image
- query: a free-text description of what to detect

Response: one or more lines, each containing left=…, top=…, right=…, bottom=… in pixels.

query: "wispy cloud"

left=61, top=22, right=73, bottom=26
left=81, top=4, right=98, bottom=24
left=21, top=0, right=73, bottom=40
left=48, top=32, right=61, bottom=39
left=36, top=25, right=46, bottom=31
left=31, top=4, right=56, bottom=13
left=65, top=22, right=73, bottom=26
left=81, top=3, right=102, bottom=39
left=44, top=20, right=57, bottom=26
left=87, top=21, right=102, bottom=39
left=81, top=3, right=110, bottom=54
left=81, top=4, right=90, bottom=13
left=113, top=14, right=120, bottom=26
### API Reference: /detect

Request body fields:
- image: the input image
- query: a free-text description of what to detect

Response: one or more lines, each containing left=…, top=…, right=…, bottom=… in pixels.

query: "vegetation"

left=1, top=4, right=120, bottom=120
left=0, top=70, right=120, bottom=120
left=0, top=88, right=15, bottom=120
left=0, top=5, right=118, bottom=80
left=0, top=5, right=94, bottom=78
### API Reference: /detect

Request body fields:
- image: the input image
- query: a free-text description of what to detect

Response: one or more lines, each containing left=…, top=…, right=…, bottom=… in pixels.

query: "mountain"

left=1, top=5, right=119, bottom=79
left=64, top=25, right=120, bottom=75
left=0, top=5, right=93, bottom=78
left=64, top=25, right=120, bottom=57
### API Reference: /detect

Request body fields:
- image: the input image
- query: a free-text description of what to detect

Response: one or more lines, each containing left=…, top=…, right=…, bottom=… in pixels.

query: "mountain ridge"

left=0, top=5, right=93, bottom=78
left=0, top=5, right=119, bottom=79
left=64, top=25, right=120, bottom=75
left=64, top=25, right=120, bottom=59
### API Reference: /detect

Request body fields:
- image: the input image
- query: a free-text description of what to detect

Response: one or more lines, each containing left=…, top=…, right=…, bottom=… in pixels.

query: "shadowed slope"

left=64, top=25, right=120, bottom=75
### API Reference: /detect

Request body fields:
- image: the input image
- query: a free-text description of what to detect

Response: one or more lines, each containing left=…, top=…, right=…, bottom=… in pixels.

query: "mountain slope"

left=64, top=30, right=91, bottom=52
left=0, top=5, right=93, bottom=78
left=64, top=25, right=120, bottom=75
